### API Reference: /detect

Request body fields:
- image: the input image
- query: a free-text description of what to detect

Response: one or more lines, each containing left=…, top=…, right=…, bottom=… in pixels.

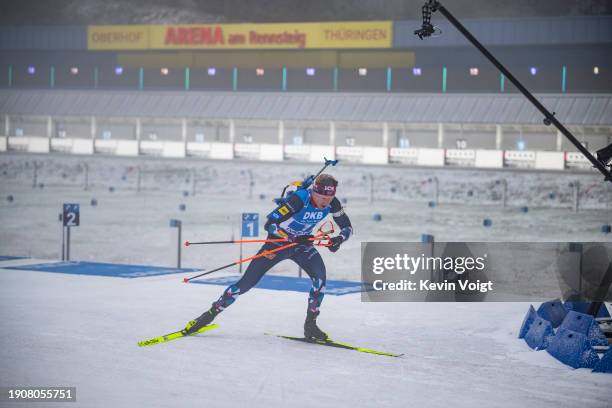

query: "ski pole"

left=185, top=238, right=287, bottom=246
left=183, top=242, right=296, bottom=283
left=182, top=232, right=331, bottom=283
left=184, top=231, right=333, bottom=246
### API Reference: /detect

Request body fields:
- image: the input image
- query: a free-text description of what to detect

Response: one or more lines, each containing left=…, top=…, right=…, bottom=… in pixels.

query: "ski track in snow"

left=0, top=153, right=611, bottom=407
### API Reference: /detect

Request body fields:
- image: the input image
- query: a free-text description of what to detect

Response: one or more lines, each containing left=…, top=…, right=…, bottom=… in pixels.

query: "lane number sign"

left=63, top=203, right=80, bottom=227
left=241, top=213, right=259, bottom=237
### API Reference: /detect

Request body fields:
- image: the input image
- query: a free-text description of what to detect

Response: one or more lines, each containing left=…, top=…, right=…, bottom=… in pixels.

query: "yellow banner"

left=88, top=22, right=392, bottom=50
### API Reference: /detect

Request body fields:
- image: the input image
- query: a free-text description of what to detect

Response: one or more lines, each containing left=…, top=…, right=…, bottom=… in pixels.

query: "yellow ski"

left=266, top=333, right=403, bottom=358
left=138, top=324, right=219, bottom=347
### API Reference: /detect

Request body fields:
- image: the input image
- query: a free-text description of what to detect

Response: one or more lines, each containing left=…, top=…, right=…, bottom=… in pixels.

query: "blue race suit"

left=210, top=188, right=353, bottom=316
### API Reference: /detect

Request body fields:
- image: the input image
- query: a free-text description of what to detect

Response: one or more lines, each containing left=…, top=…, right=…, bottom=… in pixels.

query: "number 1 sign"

left=241, top=213, right=259, bottom=237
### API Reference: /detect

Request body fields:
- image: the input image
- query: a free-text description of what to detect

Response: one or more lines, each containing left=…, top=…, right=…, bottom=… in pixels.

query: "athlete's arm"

left=264, top=193, right=305, bottom=236
left=330, top=197, right=353, bottom=242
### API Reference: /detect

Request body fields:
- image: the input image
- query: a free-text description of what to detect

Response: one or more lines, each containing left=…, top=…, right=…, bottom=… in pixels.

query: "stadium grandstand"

left=0, top=1, right=611, bottom=173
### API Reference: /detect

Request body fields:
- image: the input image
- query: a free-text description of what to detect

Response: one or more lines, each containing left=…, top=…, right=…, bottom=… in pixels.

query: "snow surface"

left=1, top=269, right=611, bottom=408
left=1, top=152, right=611, bottom=407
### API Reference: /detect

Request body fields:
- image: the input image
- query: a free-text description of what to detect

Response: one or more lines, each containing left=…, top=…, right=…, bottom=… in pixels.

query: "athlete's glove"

left=327, top=236, right=344, bottom=252
left=267, top=223, right=288, bottom=238
left=290, top=234, right=314, bottom=246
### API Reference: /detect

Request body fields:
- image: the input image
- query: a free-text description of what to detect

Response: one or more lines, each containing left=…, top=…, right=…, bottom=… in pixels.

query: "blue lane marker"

left=6, top=261, right=199, bottom=278
left=0, top=256, right=27, bottom=261
left=190, top=275, right=365, bottom=296
left=2, top=259, right=366, bottom=294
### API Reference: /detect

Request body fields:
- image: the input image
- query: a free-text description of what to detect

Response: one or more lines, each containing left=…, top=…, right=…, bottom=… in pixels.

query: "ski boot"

left=182, top=308, right=218, bottom=336
left=304, top=310, right=328, bottom=341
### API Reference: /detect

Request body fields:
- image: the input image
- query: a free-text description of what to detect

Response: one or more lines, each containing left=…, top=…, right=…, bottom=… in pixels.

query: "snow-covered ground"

left=0, top=268, right=611, bottom=408
left=0, top=152, right=611, bottom=407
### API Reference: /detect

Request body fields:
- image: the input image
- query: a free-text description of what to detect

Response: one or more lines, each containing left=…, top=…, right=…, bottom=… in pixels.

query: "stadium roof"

left=1, top=90, right=611, bottom=126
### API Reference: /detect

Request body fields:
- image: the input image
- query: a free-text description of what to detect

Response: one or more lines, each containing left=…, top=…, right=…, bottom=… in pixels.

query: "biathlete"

left=182, top=173, right=353, bottom=340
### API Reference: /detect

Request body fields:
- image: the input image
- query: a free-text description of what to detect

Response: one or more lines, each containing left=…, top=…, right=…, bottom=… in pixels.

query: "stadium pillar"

left=138, top=68, right=144, bottom=90
left=329, top=121, right=336, bottom=146
left=278, top=121, right=285, bottom=145
left=382, top=122, right=389, bottom=148
left=229, top=119, right=235, bottom=143
left=136, top=118, right=142, bottom=154
left=442, top=66, right=447, bottom=93
left=561, top=65, right=567, bottom=93
left=333, top=68, right=338, bottom=91
left=47, top=116, right=53, bottom=139
left=437, top=123, right=444, bottom=148
left=495, top=125, right=503, bottom=150
left=90, top=116, right=96, bottom=139
left=556, top=130, right=563, bottom=151
left=182, top=118, right=187, bottom=153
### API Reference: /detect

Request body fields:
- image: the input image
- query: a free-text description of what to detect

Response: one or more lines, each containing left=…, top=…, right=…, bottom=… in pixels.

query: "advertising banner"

left=88, top=25, right=150, bottom=50
left=88, top=21, right=392, bottom=50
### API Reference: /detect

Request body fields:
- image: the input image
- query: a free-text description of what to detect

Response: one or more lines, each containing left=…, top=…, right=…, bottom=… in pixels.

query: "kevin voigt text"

left=372, top=279, right=494, bottom=293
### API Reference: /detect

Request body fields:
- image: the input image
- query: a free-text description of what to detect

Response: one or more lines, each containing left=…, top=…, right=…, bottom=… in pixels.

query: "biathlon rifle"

left=274, top=157, right=338, bottom=205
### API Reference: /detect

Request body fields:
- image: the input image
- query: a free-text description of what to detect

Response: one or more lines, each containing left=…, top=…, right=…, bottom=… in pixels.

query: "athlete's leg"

left=292, top=246, right=327, bottom=316
left=211, top=242, right=289, bottom=312
left=293, top=246, right=328, bottom=340
left=183, top=242, right=291, bottom=334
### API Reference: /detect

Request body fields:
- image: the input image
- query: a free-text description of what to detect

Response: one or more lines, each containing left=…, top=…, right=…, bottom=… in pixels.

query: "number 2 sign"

left=63, top=203, right=80, bottom=227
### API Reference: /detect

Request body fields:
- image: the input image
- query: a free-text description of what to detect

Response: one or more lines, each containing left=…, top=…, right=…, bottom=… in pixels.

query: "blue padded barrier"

left=546, top=328, right=600, bottom=369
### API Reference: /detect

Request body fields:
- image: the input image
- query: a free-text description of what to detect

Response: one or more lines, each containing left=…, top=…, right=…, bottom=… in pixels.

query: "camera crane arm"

left=414, top=0, right=612, bottom=182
